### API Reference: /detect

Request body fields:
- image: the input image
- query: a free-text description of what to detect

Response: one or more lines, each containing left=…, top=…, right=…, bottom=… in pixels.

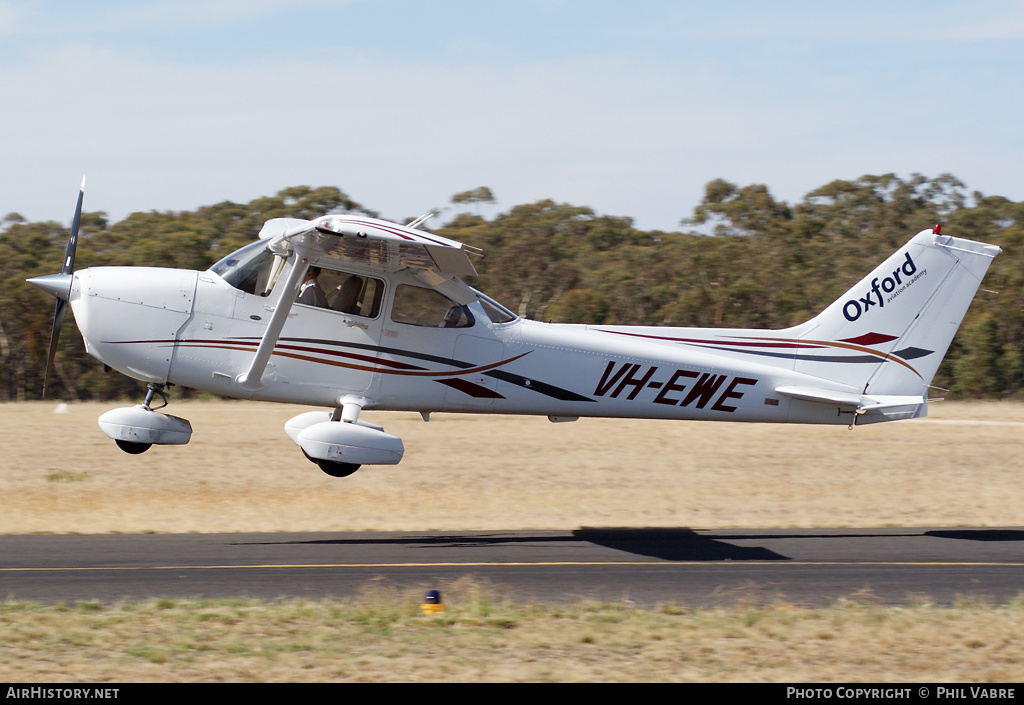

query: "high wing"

left=259, top=215, right=479, bottom=278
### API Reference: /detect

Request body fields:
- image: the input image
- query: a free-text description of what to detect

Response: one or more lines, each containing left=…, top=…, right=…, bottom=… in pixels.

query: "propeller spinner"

left=26, top=177, right=85, bottom=398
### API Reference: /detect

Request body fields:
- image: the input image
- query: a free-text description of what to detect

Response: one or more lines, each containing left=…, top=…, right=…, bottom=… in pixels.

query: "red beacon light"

left=934, top=223, right=942, bottom=235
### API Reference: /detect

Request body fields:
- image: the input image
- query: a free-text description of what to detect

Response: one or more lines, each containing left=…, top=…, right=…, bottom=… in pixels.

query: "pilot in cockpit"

left=296, top=266, right=328, bottom=308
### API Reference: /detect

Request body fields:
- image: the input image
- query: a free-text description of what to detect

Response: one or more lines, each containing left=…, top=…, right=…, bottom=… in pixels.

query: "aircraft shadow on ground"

left=243, top=528, right=790, bottom=561
left=237, top=527, right=1024, bottom=562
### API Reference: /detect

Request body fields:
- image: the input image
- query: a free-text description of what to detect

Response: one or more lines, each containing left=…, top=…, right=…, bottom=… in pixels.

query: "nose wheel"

left=101, top=383, right=192, bottom=454
left=112, top=384, right=168, bottom=455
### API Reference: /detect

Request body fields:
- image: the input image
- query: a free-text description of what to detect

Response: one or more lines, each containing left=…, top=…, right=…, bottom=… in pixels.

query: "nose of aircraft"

left=66, top=267, right=198, bottom=384
left=26, top=271, right=78, bottom=397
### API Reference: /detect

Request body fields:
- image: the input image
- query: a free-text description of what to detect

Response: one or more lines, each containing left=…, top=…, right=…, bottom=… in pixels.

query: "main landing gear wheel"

left=317, top=460, right=361, bottom=477
left=115, top=439, right=152, bottom=454
left=302, top=450, right=360, bottom=477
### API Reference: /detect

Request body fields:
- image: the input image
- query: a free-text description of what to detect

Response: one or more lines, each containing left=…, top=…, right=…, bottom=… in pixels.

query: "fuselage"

left=68, top=259, right=865, bottom=427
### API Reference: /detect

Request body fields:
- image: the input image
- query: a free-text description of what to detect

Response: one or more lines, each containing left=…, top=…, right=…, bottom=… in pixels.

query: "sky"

left=1, top=0, right=1022, bottom=233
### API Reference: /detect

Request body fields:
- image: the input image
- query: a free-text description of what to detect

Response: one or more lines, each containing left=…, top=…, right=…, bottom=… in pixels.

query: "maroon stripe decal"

left=840, top=332, right=899, bottom=346
left=160, top=340, right=532, bottom=378
left=596, top=330, right=825, bottom=349
left=116, top=338, right=426, bottom=371
left=272, top=342, right=425, bottom=370
left=595, top=329, right=923, bottom=377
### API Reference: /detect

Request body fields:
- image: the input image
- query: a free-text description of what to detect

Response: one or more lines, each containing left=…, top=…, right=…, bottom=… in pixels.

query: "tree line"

left=1, top=175, right=1021, bottom=402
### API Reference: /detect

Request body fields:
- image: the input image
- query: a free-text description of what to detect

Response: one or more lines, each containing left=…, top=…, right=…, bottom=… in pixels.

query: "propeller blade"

left=39, top=177, right=85, bottom=398
left=62, top=177, right=84, bottom=275
left=41, top=299, right=67, bottom=398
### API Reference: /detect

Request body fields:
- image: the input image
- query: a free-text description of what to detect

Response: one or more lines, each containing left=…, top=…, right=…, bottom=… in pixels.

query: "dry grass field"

left=3, top=594, right=1024, bottom=683
left=2, top=399, right=1023, bottom=533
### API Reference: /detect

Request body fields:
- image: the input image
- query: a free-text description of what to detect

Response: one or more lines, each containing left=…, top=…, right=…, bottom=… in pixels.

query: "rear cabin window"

left=391, top=285, right=474, bottom=328
left=318, top=270, right=385, bottom=318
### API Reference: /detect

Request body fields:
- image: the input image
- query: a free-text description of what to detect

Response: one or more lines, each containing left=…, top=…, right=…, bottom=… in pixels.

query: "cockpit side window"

left=391, top=284, right=474, bottom=328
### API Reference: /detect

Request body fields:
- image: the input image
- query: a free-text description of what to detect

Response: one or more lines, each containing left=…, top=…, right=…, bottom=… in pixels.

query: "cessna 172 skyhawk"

left=28, top=181, right=1000, bottom=477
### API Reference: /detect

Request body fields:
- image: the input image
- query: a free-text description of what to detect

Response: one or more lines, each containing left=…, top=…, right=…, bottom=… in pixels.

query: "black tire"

left=301, top=449, right=360, bottom=477
left=115, top=440, right=152, bottom=454
left=316, top=460, right=361, bottom=478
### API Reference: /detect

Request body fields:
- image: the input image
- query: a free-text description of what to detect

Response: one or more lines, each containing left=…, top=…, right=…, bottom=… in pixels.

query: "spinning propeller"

left=26, top=177, right=85, bottom=398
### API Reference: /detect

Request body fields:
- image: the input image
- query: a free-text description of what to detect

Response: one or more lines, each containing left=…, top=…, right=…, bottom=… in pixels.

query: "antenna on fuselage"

left=406, top=212, right=434, bottom=229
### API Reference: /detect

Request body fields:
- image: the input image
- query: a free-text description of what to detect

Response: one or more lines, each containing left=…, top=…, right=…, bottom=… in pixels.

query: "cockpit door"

left=276, top=266, right=388, bottom=398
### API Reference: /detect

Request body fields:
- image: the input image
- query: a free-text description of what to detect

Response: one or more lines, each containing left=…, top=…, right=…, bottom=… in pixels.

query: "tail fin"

left=791, top=227, right=1000, bottom=399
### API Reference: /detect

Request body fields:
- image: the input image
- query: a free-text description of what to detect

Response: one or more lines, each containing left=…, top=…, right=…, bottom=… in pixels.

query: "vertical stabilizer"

left=793, top=228, right=1000, bottom=397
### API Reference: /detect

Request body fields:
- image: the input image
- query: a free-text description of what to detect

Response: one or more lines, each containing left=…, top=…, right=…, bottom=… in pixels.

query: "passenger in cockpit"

left=297, top=266, right=328, bottom=308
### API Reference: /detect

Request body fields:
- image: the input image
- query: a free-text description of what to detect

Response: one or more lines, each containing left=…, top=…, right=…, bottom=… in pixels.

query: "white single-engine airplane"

left=28, top=180, right=1000, bottom=477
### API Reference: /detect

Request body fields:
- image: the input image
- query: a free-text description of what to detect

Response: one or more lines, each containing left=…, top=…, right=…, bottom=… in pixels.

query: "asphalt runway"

left=1, top=528, right=1023, bottom=607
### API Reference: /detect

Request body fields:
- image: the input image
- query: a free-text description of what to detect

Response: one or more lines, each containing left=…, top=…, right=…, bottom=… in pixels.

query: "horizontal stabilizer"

left=775, top=385, right=863, bottom=407
left=775, top=385, right=925, bottom=424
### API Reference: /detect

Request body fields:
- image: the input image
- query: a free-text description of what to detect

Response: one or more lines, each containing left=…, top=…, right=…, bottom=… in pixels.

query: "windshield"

left=472, top=289, right=518, bottom=323
left=209, top=241, right=283, bottom=297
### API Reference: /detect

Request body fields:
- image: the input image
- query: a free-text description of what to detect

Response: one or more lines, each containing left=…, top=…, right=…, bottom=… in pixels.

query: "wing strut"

left=236, top=249, right=311, bottom=391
